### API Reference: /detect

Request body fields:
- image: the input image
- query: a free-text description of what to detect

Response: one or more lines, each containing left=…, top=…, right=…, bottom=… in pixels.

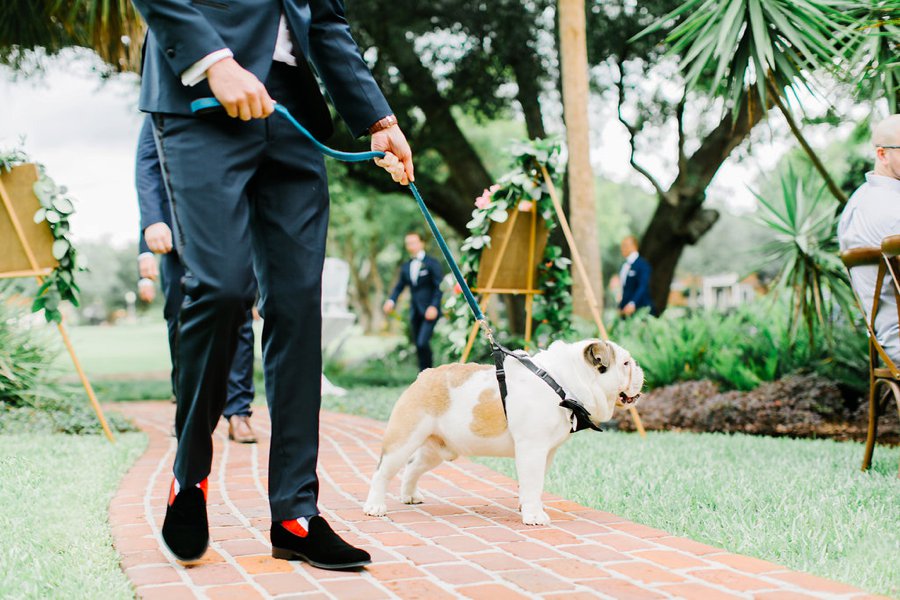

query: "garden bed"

left=616, top=374, right=900, bottom=444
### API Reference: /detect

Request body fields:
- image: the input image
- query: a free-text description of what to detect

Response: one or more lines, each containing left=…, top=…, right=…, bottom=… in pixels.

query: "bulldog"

left=364, top=339, right=643, bottom=525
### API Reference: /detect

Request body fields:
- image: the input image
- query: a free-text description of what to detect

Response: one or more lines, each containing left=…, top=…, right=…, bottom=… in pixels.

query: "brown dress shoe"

left=227, top=415, right=257, bottom=444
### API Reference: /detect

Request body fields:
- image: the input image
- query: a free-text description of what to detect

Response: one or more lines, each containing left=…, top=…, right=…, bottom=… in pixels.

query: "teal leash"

left=188, top=98, right=602, bottom=433
left=190, top=98, right=487, bottom=326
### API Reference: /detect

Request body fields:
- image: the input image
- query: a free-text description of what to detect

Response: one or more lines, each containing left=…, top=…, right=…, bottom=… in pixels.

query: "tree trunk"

left=641, top=92, right=767, bottom=313
left=557, top=0, right=603, bottom=320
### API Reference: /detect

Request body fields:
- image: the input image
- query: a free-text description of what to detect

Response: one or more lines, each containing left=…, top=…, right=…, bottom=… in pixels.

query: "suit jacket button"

left=166, top=48, right=176, bottom=57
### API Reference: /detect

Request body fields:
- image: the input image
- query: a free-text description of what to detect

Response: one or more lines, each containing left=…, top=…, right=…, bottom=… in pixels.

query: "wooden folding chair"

left=840, top=244, right=900, bottom=476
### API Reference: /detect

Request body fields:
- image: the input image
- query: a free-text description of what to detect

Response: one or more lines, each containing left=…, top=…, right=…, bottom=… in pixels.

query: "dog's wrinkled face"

left=582, top=340, right=644, bottom=406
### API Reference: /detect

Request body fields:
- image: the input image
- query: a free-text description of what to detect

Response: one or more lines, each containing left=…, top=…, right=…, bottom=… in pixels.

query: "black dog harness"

left=490, top=342, right=602, bottom=433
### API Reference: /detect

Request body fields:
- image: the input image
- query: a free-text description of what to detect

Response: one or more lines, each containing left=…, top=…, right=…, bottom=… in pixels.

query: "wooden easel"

left=459, top=167, right=645, bottom=437
left=460, top=200, right=545, bottom=361
left=0, top=164, right=115, bottom=442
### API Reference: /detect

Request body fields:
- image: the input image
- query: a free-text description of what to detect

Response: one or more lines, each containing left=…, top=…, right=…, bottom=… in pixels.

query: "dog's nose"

left=619, top=392, right=640, bottom=405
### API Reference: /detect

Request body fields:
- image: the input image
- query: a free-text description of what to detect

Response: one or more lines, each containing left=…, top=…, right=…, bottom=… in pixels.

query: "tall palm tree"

left=634, top=0, right=852, bottom=204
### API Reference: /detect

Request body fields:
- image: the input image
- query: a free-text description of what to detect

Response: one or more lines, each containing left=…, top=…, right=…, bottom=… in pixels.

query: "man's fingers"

left=237, top=99, right=252, bottom=121
left=248, top=93, right=263, bottom=119
left=261, top=93, right=275, bottom=118
left=402, top=155, right=414, bottom=183
left=223, top=100, right=239, bottom=119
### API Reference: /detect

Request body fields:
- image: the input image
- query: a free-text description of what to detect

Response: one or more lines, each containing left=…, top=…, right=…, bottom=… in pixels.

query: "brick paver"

left=110, top=402, right=882, bottom=599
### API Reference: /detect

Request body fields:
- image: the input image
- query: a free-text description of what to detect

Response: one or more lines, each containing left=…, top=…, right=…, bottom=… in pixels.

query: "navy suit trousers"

left=153, top=63, right=327, bottom=520
left=159, top=250, right=255, bottom=417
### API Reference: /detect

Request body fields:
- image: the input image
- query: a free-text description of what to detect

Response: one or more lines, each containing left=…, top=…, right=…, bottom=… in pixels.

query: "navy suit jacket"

left=136, top=116, right=174, bottom=256
left=133, top=0, right=391, bottom=137
left=619, top=255, right=654, bottom=313
left=390, top=255, right=443, bottom=316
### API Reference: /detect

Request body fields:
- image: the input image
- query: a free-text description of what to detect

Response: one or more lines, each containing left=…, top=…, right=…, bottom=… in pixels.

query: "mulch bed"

left=615, top=375, right=900, bottom=444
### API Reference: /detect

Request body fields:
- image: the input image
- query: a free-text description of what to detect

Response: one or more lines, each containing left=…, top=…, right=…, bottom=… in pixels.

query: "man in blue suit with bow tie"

left=132, top=0, right=414, bottom=568
left=384, top=232, right=444, bottom=371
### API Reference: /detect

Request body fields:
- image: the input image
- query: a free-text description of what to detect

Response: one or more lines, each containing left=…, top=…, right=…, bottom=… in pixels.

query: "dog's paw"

left=400, top=492, right=425, bottom=505
left=521, top=509, right=551, bottom=526
left=363, top=502, right=387, bottom=517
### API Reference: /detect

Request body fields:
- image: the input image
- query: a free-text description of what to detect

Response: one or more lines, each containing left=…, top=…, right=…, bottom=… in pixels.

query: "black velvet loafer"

left=271, top=516, right=371, bottom=570
left=161, top=478, right=209, bottom=561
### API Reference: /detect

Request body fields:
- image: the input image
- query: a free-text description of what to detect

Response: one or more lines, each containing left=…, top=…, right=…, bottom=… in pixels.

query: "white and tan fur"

left=364, top=339, right=643, bottom=525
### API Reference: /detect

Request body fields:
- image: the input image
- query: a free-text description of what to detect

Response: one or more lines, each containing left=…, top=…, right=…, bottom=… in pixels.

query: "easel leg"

left=462, top=292, right=492, bottom=363
left=57, top=319, right=115, bottom=442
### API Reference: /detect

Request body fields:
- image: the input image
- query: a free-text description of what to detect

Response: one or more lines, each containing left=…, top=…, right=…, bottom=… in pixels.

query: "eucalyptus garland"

left=442, top=138, right=573, bottom=351
left=1, top=149, right=82, bottom=323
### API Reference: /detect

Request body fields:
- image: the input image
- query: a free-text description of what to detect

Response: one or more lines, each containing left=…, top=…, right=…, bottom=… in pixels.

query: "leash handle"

left=188, top=97, right=486, bottom=322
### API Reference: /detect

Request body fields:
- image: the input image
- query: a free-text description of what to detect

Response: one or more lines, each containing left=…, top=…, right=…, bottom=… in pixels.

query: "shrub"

left=0, top=288, right=135, bottom=434
left=610, top=300, right=868, bottom=394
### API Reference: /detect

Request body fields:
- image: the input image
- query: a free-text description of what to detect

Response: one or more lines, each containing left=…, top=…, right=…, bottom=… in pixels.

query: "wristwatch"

left=368, top=114, right=398, bottom=135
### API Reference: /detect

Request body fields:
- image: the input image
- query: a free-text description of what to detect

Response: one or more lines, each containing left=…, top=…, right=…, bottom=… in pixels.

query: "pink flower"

left=453, top=283, right=462, bottom=294
left=474, top=184, right=502, bottom=209
left=518, top=200, right=533, bottom=212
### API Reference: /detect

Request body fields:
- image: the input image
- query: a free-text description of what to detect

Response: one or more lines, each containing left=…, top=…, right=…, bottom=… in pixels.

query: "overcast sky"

left=0, top=49, right=821, bottom=249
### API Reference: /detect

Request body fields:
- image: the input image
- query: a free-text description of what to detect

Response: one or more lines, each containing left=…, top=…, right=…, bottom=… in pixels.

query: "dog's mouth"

left=618, top=392, right=641, bottom=405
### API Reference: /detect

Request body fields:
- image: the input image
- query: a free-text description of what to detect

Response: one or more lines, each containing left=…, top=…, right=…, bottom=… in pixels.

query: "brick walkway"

left=110, top=402, right=883, bottom=600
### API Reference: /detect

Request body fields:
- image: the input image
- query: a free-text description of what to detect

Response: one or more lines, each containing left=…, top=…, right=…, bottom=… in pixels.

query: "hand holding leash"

left=371, top=127, right=414, bottom=185
left=206, top=58, right=275, bottom=121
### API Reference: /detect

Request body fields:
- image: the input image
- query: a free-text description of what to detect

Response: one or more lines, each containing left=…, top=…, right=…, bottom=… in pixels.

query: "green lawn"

left=0, top=432, right=146, bottom=599
left=25, top=325, right=900, bottom=597
left=54, top=322, right=401, bottom=379
left=334, top=385, right=900, bottom=598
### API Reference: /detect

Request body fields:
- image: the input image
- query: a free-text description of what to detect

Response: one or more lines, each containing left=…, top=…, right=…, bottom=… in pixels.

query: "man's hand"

left=372, top=125, right=414, bottom=185
left=138, top=279, right=156, bottom=303
left=424, top=306, right=439, bottom=321
left=207, top=57, right=275, bottom=121
left=622, top=303, right=636, bottom=317
left=139, top=254, right=159, bottom=280
left=383, top=299, right=396, bottom=314
left=144, top=222, right=173, bottom=254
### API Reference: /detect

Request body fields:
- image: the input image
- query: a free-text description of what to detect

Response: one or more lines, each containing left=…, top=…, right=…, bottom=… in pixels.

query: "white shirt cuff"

left=138, top=278, right=155, bottom=288
left=138, top=252, right=155, bottom=261
left=181, top=48, right=234, bottom=87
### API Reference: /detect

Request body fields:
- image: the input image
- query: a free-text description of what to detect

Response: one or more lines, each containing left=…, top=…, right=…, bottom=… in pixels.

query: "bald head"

left=873, top=114, right=900, bottom=180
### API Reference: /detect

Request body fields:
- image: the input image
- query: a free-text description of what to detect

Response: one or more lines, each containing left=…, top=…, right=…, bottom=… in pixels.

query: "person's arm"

left=130, top=0, right=228, bottom=78
left=389, top=266, right=408, bottom=304
left=306, top=0, right=392, bottom=138
left=136, top=118, right=167, bottom=232
left=631, top=260, right=651, bottom=309
left=428, top=258, right=443, bottom=309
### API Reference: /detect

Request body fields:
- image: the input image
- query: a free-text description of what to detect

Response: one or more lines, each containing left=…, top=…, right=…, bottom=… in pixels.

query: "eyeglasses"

left=877, top=145, right=900, bottom=149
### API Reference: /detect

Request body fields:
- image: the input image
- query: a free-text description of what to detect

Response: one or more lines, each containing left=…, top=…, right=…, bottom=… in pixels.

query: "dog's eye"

left=598, top=366, right=607, bottom=374
left=624, top=361, right=630, bottom=366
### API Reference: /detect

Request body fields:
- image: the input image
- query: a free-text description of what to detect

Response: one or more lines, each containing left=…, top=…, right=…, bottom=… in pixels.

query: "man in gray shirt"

left=838, top=114, right=900, bottom=363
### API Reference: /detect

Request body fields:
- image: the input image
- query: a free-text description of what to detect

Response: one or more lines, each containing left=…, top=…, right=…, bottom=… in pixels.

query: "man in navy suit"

left=618, top=236, right=656, bottom=318
left=135, top=117, right=258, bottom=444
left=384, top=232, right=444, bottom=371
left=132, top=0, right=414, bottom=567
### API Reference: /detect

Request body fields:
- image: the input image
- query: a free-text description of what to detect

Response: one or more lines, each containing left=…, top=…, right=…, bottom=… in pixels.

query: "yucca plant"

left=633, top=0, right=851, bottom=204
left=836, top=0, right=900, bottom=112
left=0, top=287, right=65, bottom=408
left=751, top=168, right=855, bottom=347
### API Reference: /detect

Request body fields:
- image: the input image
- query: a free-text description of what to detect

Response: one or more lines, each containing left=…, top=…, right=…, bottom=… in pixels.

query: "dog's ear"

left=583, top=341, right=614, bottom=373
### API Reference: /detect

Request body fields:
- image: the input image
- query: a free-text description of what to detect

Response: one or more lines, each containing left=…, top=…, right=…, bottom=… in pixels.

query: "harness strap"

left=491, top=342, right=602, bottom=433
